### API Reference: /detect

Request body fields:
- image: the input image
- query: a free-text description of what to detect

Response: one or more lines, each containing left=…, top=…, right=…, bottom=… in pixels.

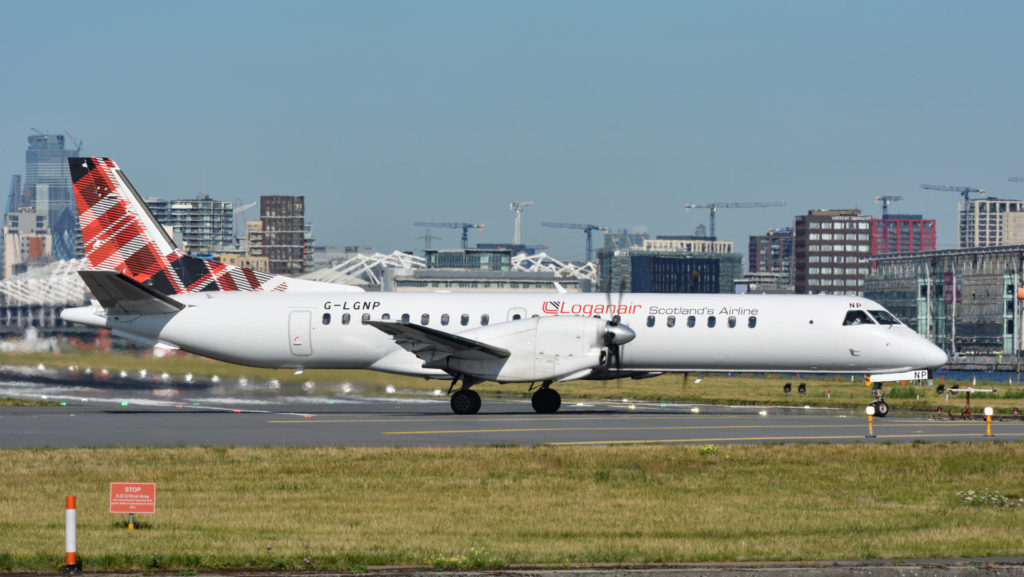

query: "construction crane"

left=683, top=201, right=786, bottom=240
left=413, top=221, right=485, bottom=249
left=541, top=222, right=608, bottom=262
left=1010, top=177, right=1024, bottom=183
left=919, top=184, right=985, bottom=204
left=64, top=132, right=84, bottom=153
left=233, top=199, right=257, bottom=238
left=874, top=195, right=904, bottom=219
left=510, top=201, right=534, bottom=245
left=416, top=228, right=443, bottom=251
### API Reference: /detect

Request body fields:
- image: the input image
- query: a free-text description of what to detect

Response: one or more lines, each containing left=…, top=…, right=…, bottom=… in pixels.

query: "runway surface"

left=1, top=368, right=1022, bottom=448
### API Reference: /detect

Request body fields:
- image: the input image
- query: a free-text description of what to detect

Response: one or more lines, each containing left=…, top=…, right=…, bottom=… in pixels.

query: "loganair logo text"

left=542, top=301, right=642, bottom=316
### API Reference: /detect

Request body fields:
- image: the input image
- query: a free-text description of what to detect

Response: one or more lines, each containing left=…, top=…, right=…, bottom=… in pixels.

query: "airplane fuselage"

left=62, top=290, right=948, bottom=379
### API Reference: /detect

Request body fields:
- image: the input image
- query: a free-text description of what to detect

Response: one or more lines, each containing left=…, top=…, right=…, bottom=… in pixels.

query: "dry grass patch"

left=1, top=444, right=1023, bottom=571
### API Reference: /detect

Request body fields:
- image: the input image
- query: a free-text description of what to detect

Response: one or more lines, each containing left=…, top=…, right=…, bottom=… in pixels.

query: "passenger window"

left=707, top=316, right=717, bottom=328
left=481, top=314, right=490, bottom=326
left=421, top=314, right=429, bottom=325
left=322, top=313, right=331, bottom=325
left=342, top=313, right=351, bottom=325
left=512, top=314, right=522, bottom=320
left=647, top=315, right=655, bottom=327
left=361, top=313, right=370, bottom=325
left=748, top=316, right=757, bottom=328
left=441, top=314, right=450, bottom=326
left=843, top=310, right=874, bottom=326
left=728, top=316, right=736, bottom=328
left=401, top=313, right=410, bottom=323
left=461, top=314, right=470, bottom=326
left=687, top=316, right=696, bottom=328
left=381, top=313, right=390, bottom=320
left=667, top=316, right=676, bottom=328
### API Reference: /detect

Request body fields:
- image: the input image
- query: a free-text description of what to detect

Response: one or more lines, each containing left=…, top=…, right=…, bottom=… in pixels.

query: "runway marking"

left=546, top=432, right=1024, bottom=446
left=381, top=421, right=1021, bottom=435
left=267, top=414, right=778, bottom=425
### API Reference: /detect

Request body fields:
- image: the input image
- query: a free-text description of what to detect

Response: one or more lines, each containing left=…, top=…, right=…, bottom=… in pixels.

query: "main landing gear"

left=531, top=381, right=561, bottom=414
left=449, top=375, right=482, bottom=415
left=450, top=389, right=481, bottom=415
left=447, top=377, right=563, bottom=415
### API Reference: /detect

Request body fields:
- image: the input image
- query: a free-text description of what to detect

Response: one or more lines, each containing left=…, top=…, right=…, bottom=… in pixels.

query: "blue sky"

left=2, top=1, right=1022, bottom=260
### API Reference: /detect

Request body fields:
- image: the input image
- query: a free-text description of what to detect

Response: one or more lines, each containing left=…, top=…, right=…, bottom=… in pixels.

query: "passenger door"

left=289, top=310, right=312, bottom=357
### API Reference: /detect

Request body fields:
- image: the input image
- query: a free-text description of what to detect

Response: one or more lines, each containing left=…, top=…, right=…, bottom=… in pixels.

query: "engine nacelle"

left=442, top=315, right=609, bottom=382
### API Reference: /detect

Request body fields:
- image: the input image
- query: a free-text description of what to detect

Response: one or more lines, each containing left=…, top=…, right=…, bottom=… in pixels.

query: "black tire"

left=451, top=389, right=481, bottom=415
left=875, top=400, right=889, bottom=418
left=531, top=388, right=562, bottom=414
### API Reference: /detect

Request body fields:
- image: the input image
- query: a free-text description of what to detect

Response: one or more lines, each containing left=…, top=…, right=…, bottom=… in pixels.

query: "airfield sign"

left=109, top=482, right=156, bottom=514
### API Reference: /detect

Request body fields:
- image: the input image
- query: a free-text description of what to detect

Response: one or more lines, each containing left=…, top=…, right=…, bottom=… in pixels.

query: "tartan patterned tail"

left=69, top=157, right=288, bottom=294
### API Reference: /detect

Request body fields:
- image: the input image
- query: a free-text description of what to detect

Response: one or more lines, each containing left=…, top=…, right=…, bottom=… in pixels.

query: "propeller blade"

left=603, top=319, right=636, bottom=370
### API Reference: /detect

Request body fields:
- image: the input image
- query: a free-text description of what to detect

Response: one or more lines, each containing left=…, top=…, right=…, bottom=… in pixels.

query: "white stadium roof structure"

left=511, top=252, right=598, bottom=282
left=0, top=259, right=91, bottom=306
left=0, top=251, right=600, bottom=306
left=301, top=251, right=599, bottom=288
left=300, top=251, right=427, bottom=286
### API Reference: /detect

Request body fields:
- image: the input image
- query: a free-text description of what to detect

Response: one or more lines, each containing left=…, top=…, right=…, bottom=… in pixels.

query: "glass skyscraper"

left=25, top=134, right=80, bottom=261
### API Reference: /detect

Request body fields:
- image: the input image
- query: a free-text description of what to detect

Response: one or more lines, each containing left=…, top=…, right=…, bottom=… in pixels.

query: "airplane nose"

left=922, top=341, right=948, bottom=368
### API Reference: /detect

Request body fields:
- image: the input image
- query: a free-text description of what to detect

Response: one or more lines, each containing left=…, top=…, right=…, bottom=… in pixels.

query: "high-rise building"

left=145, top=193, right=235, bottom=254
left=793, top=210, right=872, bottom=295
left=249, top=196, right=312, bottom=275
left=598, top=235, right=742, bottom=294
left=870, top=214, right=936, bottom=255
left=24, top=134, right=80, bottom=261
left=643, top=236, right=733, bottom=254
left=2, top=208, right=52, bottom=278
left=6, top=175, right=26, bottom=213
left=957, top=198, right=1024, bottom=248
left=747, top=227, right=793, bottom=275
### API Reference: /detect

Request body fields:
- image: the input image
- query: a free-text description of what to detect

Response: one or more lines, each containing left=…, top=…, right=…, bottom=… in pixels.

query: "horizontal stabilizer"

left=367, top=321, right=510, bottom=361
left=78, top=270, right=186, bottom=315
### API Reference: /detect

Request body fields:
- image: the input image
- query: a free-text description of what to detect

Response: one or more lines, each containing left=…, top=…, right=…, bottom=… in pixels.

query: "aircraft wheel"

left=874, top=400, right=889, bottom=418
left=531, top=388, right=562, bottom=414
left=451, top=389, right=481, bottom=415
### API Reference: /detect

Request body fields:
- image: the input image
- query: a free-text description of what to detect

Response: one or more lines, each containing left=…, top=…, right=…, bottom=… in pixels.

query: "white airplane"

left=61, top=157, right=947, bottom=415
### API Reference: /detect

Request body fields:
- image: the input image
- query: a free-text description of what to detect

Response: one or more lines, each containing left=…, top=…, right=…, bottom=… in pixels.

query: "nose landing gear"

left=870, top=382, right=889, bottom=418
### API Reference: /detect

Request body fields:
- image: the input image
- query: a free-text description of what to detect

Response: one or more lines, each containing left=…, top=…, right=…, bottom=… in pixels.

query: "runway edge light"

left=865, top=405, right=876, bottom=438
left=985, top=406, right=994, bottom=437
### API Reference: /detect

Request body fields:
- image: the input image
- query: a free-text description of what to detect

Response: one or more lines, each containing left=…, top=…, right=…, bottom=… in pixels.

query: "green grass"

left=0, top=444, right=1022, bottom=572
left=9, top=350, right=1024, bottom=415
left=0, top=397, right=59, bottom=407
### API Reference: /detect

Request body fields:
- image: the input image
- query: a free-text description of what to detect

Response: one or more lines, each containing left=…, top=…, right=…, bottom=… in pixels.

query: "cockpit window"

left=843, top=310, right=874, bottom=326
left=868, top=310, right=901, bottom=325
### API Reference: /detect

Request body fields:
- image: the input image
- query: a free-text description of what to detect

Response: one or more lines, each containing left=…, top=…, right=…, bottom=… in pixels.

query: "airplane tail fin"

left=69, top=157, right=289, bottom=294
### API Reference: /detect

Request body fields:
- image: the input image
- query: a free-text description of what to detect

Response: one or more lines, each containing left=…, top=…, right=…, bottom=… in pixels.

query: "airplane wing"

left=78, top=270, right=186, bottom=315
left=367, top=321, right=510, bottom=362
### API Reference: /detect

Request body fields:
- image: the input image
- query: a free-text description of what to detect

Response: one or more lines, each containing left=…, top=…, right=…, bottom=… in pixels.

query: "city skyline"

left=3, top=1, right=1023, bottom=260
